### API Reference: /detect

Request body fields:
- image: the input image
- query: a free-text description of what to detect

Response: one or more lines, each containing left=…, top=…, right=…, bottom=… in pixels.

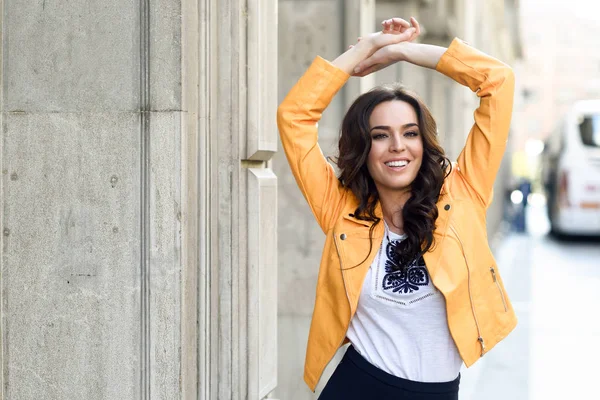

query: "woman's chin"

left=378, top=180, right=414, bottom=193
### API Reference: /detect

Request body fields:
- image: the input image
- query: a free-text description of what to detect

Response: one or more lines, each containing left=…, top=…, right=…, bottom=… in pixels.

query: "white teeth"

left=385, top=160, right=408, bottom=167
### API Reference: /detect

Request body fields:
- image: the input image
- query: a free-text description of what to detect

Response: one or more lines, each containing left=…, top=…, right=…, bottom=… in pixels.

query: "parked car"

left=542, top=100, right=600, bottom=236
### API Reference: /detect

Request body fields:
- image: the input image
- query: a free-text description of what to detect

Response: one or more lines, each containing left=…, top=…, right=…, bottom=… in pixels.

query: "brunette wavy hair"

left=336, top=84, right=451, bottom=271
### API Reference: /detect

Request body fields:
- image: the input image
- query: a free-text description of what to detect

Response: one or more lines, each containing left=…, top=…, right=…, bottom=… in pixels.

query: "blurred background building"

left=511, top=0, right=600, bottom=193
left=275, top=0, right=522, bottom=398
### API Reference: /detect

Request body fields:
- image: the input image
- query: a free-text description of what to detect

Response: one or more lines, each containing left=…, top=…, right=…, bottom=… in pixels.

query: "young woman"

left=277, top=17, right=517, bottom=399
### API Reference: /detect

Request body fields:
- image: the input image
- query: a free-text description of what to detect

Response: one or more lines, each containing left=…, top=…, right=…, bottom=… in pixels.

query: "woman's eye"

left=405, top=131, right=419, bottom=137
left=372, top=133, right=387, bottom=140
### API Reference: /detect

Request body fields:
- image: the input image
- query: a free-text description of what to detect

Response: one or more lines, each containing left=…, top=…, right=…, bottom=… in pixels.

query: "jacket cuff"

left=312, top=56, right=351, bottom=83
left=435, top=38, right=470, bottom=75
left=290, top=56, right=351, bottom=112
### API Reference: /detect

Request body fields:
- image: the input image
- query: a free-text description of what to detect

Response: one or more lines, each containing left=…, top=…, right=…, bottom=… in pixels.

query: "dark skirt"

left=318, top=346, right=460, bottom=400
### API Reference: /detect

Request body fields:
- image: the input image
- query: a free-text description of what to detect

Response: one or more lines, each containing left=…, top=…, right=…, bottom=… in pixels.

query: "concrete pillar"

left=1, top=0, right=183, bottom=397
left=1, top=0, right=279, bottom=398
left=183, top=0, right=280, bottom=398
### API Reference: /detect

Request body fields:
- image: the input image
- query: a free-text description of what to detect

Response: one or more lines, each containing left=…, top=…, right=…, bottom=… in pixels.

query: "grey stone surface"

left=4, top=1, right=139, bottom=112
left=2, top=112, right=141, bottom=399
left=148, top=112, right=182, bottom=396
left=247, top=168, right=278, bottom=398
left=246, top=1, right=278, bottom=160
left=150, top=0, right=182, bottom=110
left=2, top=0, right=279, bottom=397
left=1, top=111, right=185, bottom=398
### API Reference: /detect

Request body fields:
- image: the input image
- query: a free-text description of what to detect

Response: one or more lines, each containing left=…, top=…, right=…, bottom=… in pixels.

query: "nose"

left=389, top=133, right=406, bottom=153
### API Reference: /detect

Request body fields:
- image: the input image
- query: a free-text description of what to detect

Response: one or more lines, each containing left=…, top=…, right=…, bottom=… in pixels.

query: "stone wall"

left=1, top=0, right=183, bottom=397
left=0, top=0, right=279, bottom=398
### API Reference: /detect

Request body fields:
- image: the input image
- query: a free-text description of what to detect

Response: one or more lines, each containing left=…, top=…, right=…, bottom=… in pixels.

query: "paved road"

left=460, top=204, right=600, bottom=400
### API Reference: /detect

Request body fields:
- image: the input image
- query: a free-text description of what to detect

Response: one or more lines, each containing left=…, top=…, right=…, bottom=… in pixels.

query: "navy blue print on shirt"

left=382, top=239, right=429, bottom=294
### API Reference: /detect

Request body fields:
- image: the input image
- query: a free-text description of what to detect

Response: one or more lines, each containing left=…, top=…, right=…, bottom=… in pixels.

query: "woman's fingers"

left=391, top=18, right=410, bottom=32
left=354, top=47, right=388, bottom=74
left=380, top=17, right=421, bottom=42
left=353, top=60, right=394, bottom=77
left=382, top=17, right=411, bottom=34
left=382, top=18, right=409, bottom=30
left=354, top=64, right=381, bottom=77
left=362, top=19, right=416, bottom=55
left=351, top=17, right=420, bottom=77
left=410, top=17, right=421, bottom=38
left=394, top=27, right=416, bottom=43
left=372, top=27, right=414, bottom=49
left=381, top=20, right=393, bottom=32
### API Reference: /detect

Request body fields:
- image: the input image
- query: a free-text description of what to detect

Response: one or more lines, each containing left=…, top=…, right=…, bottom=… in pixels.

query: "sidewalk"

left=459, top=204, right=550, bottom=400
left=458, top=232, right=532, bottom=400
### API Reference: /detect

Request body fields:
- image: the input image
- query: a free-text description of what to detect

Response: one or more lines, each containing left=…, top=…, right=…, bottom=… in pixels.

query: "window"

left=579, top=114, right=600, bottom=147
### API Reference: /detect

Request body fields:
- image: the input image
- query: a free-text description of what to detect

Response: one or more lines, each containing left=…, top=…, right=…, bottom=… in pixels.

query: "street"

left=460, top=203, right=600, bottom=399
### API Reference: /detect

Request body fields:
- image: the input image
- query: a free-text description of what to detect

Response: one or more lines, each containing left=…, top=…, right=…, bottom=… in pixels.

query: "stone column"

left=1, top=0, right=185, bottom=396
left=193, top=0, right=279, bottom=399
left=0, top=0, right=279, bottom=398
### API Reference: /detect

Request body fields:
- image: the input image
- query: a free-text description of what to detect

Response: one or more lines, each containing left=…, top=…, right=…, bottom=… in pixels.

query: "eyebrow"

left=370, top=123, right=419, bottom=132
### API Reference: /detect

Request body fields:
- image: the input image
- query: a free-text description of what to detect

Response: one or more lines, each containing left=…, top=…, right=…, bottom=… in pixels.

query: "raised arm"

left=333, top=17, right=419, bottom=73
left=277, top=22, right=419, bottom=232
left=355, top=35, right=515, bottom=207
left=276, top=58, right=349, bottom=233
left=436, top=39, right=515, bottom=207
left=353, top=18, right=445, bottom=74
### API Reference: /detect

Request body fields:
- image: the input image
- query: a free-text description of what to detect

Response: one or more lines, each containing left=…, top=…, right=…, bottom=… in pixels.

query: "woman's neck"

left=379, top=188, right=411, bottom=235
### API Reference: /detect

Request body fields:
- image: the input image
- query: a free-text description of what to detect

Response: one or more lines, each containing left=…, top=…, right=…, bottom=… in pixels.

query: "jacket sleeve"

left=276, top=56, right=350, bottom=232
left=435, top=38, right=515, bottom=207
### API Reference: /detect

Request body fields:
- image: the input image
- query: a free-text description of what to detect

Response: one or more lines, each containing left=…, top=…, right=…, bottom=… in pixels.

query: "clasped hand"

left=351, top=17, right=421, bottom=77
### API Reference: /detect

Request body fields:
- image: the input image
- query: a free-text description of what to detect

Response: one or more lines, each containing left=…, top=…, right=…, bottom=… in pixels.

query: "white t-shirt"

left=346, top=226, right=463, bottom=382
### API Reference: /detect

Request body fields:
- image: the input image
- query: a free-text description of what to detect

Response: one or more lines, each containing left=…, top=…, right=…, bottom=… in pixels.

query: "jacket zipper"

left=490, top=266, right=508, bottom=312
left=449, top=225, right=486, bottom=356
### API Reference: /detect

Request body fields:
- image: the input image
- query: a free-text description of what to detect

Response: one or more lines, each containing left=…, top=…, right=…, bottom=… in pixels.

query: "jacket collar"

left=340, top=202, right=385, bottom=240
left=342, top=200, right=383, bottom=225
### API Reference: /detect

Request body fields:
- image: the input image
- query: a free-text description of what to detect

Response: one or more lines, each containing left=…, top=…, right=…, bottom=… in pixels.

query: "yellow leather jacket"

left=277, top=38, right=517, bottom=391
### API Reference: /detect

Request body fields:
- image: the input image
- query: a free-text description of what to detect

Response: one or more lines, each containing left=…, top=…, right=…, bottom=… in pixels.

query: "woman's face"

left=367, top=100, right=424, bottom=195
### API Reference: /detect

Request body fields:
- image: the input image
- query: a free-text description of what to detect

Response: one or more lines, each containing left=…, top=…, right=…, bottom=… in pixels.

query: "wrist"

left=331, top=40, right=374, bottom=75
left=391, top=41, right=413, bottom=62
left=354, top=40, right=376, bottom=58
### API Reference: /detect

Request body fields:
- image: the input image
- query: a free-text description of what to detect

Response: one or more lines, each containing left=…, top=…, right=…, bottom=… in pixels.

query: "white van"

left=542, top=100, right=600, bottom=236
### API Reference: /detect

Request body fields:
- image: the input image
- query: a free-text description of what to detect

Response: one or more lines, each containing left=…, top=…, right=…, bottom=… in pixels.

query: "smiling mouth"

left=385, top=160, right=409, bottom=168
